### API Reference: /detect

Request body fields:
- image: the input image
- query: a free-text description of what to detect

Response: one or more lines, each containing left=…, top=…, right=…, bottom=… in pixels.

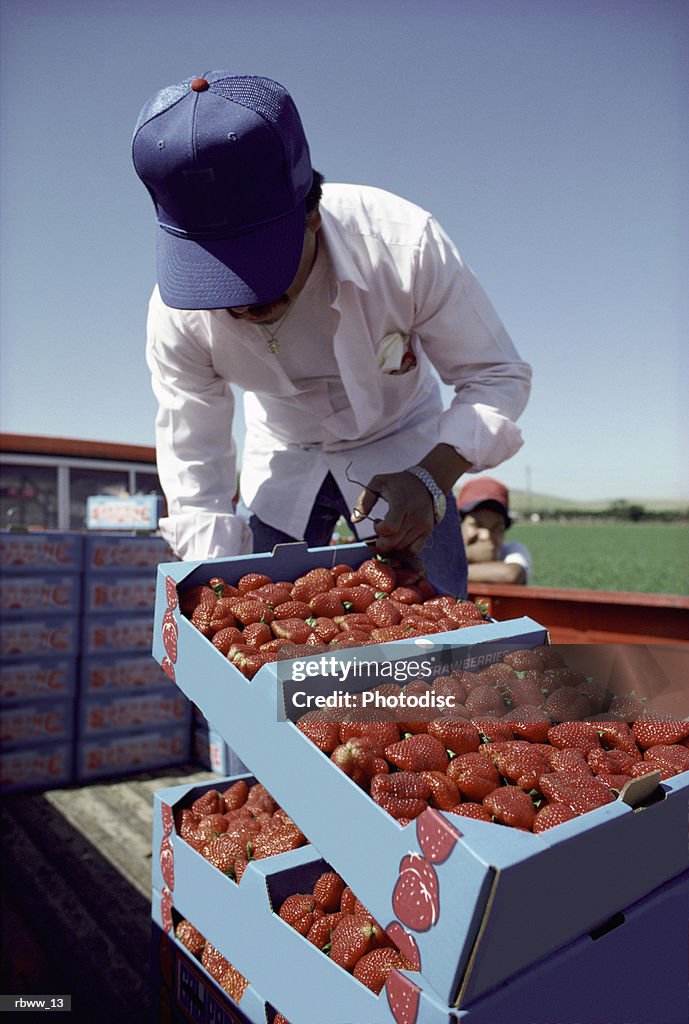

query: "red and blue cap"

left=132, top=72, right=313, bottom=309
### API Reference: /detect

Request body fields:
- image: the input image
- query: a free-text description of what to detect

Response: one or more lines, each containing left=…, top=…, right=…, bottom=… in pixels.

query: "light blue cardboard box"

left=152, top=542, right=689, bottom=1008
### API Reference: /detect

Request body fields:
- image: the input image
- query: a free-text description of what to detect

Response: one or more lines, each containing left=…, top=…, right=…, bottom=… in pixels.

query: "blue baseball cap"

left=132, top=72, right=313, bottom=309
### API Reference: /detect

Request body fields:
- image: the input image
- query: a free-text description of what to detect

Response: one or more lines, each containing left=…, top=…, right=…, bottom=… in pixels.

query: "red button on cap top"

left=191, top=77, right=209, bottom=92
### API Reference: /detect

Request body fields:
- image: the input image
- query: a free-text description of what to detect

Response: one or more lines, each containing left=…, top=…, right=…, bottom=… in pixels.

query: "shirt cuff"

left=437, top=403, right=524, bottom=471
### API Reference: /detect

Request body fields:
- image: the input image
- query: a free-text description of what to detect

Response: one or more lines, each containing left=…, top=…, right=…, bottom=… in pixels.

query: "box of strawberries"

left=152, top=775, right=689, bottom=1024
left=151, top=541, right=689, bottom=1008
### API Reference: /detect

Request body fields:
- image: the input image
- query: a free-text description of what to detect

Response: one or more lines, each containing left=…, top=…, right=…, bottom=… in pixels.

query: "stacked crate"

left=0, top=531, right=83, bottom=792
left=150, top=542, right=689, bottom=1024
left=75, top=532, right=192, bottom=782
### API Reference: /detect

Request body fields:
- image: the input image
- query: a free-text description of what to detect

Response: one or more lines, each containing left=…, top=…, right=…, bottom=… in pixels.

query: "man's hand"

left=351, top=470, right=436, bottom=555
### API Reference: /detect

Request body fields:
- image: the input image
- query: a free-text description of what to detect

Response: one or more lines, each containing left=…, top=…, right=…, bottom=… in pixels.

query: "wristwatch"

left=405, top=465, right=447, bottom=523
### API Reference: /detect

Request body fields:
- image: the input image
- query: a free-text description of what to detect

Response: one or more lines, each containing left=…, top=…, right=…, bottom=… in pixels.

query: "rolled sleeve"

left=413, top=217, right=532, bottom=469
left=146, top=290, right=252, bottom=560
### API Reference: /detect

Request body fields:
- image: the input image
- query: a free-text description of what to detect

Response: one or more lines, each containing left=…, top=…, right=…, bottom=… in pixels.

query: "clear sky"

left=1, top=0, right=687, bottom=503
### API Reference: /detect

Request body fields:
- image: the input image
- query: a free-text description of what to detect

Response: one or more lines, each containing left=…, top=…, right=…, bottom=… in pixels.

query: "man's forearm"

left=416, top=443, right=472, bottom=494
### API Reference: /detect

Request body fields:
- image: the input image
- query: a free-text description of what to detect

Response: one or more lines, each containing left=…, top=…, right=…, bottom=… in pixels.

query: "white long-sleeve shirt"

left=146, top=183, right=531, bottom=560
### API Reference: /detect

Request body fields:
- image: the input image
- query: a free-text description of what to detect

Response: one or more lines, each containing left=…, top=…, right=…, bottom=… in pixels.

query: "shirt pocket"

left=376, top=331, right=418, bottom=375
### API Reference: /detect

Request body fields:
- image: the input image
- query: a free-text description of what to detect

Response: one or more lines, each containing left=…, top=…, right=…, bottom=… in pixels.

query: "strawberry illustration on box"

left=152, top=542, right=689, bottom=1009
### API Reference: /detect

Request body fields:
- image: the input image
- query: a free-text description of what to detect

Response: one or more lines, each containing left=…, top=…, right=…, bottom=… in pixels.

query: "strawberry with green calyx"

left=385, top=734, right=450, bottom=773
left=596, top=721, right=640, bottom=755
left=331, top=737, right=384, bottom=787
left=306, top=910, right=344, bottom=951
left=472, top=719, right=514, bottom=743
left=483, top=786, right=537, bottom=830
left=588, top=747, right=640, bottom=776
left=446, top=751, right=501, bottom=801
left=481, top=740, right=552, bottom=791
left=271, top=618, right=315, bottom=645
left=278, top=893, right=325, bottom=936
left=330, top=914, right=388, bottom=971
left=179, top=583, right=217, bottom=616
left=304, top=615, right=340, bottom=643
left=307, top=591, right=345, bottom=617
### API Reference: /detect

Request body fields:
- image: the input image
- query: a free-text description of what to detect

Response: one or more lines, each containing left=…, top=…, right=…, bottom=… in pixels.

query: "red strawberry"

left=545, top=748, right=593, bottom=776
left=246, top=783, right=278, bottom=813
left=331, top=563, right=355, bottom=578
left=251, top=825, right=307, bottom=860
left=532, top=803, right=579, bottom=833
left=483, top=786, right=536, bottom=830
left=228, top=597, right=274, bottom=626
left=607, top=694, right=648, bottom=721
left=354, top=947, right=416, bottom=994
left=331, top=737, right=383, bottom=787
left=502, top=706, right=552, bottom=743
left=175, top=919, right=205, bottom=955
left=370, top=772, right=431, bottom=820
left=304, top=616, right=339, bottom=643
left=313, top=871, right=346, bottom=912
left=236, top=572, right=273, bottom=593
left=201, top=943, right=231, bottom=986
left=472, top=719, right=515, bottom=743
left=222, top=780, right=249, bottom=810
left=632, top=714, right=689, bottom=750
left=305, top=910, right=344, bottom=950
left=545, top=666, right=588, bottom=689
left=339, top=720, right=401, bottom=747
left=272, top=599, right=312, bottom=620
left=308, top=591, right=346, bottom=617
left=428, top=718, right=480, bottom=755
left=367, top=598, right=403, bottom=628
left=392, top=853, right=439, bottom=931
left=297, top=710, right=341, bottom=753
left=371, top=624, right=419, bottom=643
left=447, top=802, right=493, bottom=822
left=211, top=626, right=245, bottom=654
left=191, top=789, right=224, bottom=815
left=432, top=674, right=468, bottom=703
left=221, top=964, right=249, bottom=1003
left=419, top=770, right=461, bottom=811
left=330, top=914, right=387, bottom=971
left=502, top=648, right=546, bottom=672
left=334, top=612, right=375, bottom=633
left=179, top=583, right=217, bottom=616
left=543, top=687, right=592, bottom=722
left=335, top=584, right=376, bottom=612
left=386, top=971, right=421, bottom=1024
left=481, top=740, right=552, bottom=790
left=597, top=721, right=640, bottom=755
left=548, top=721, right=602, bottom=755
left=279, top=893, right=324, bottom=936
left=271, top=618, right=315, bottom=644
left=539, top=772, right=616, bottom=814
left=643, top=744, right=689, bottom=776
left=596, top=772, right=632, bottom=793
left=203, top=832, right=249, bottom=874
left=588, top=748, right=640, bottom=775
left=230, top=647, right=269, bottom=679
left=476, top=662, right=518, bottom=688
left=272, top=1015, right=291, bottom=1024
left=385, top=734, right=450, bottom=772
left=502, top=675, right=546, bottom=708
left=359, top=557, right=397, bottom=593
left=251, top=582, right=292, bottom=606
left=465, top=684, right=507, bottom=717
left=242, top=621, right=273, bottom=648
left=196, top=812, right=229, bottom=840
left=291, top=568, right=335, bottom=602
left=446, top=752, right=501, bottom=801
left=390, top=585, right=423, bottom=605
left=340, top=886, right=358, bottom=915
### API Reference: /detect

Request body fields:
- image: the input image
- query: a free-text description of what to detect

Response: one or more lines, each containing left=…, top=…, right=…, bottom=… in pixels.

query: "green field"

left=509, top=522, right=689, bottom=595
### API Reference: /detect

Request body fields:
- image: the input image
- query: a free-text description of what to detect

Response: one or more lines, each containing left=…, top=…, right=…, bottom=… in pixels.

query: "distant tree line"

left=521, top=500, right=689, bottom=523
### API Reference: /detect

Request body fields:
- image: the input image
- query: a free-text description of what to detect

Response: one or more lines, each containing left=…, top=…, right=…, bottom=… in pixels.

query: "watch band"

left=405, top=465, right=447, bottom=523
